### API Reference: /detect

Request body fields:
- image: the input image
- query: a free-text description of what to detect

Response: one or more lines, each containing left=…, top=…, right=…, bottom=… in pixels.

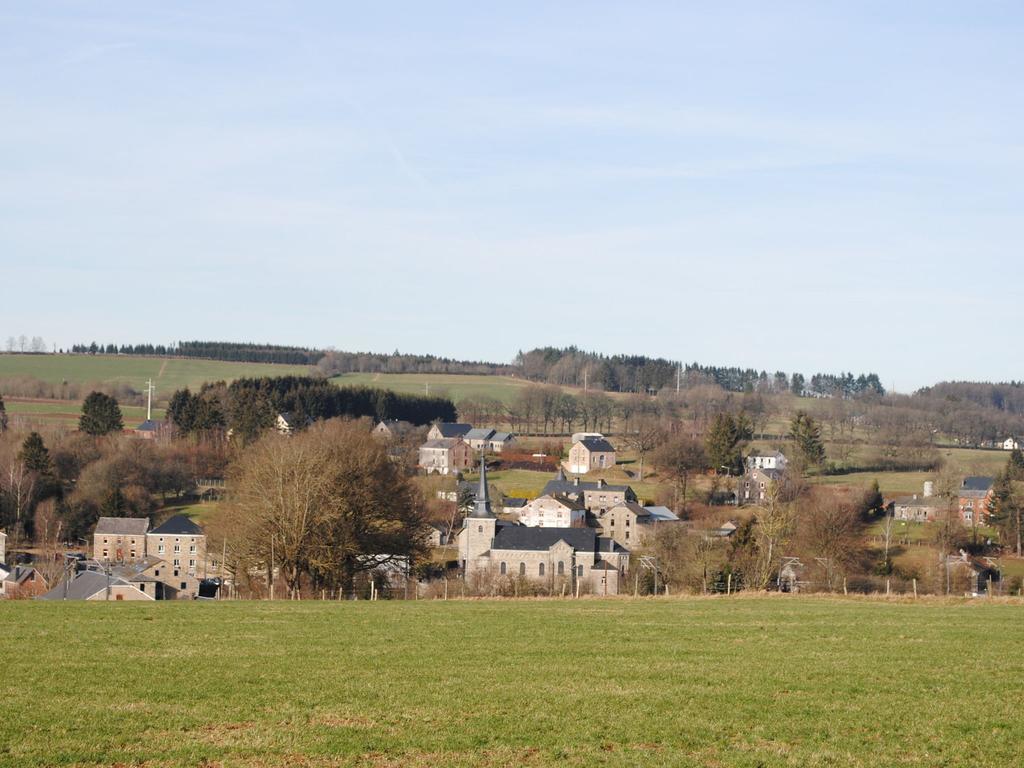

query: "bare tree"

left=622, top=416, right=664, bottom=481
left=752, top=481, right=796, bottom=590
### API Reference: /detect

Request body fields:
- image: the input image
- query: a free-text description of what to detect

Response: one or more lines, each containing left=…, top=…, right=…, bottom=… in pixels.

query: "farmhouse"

left=958, top=477, right=994, bottom=525
left=418, top=437, right=474, bottom=475
left=425, top=523, right=448, bottom=548
left=93, top=517, right=149, bottom=563
left=373, top=420, right=415, bottom=440
left=427, top=423, right=472, bottom=441
left=1003, top=437, right=1021, bottom=451
left=945, top=550, right=1000, bottom=595
left=0, top=563, right=46, bottom=598
left=567, top=437, right=616, bottom=474
left=458, top=458, right=629, bottom=594
left=593, top=502, right=681, bottom=548
left=739, top=467, right=781, bottom=504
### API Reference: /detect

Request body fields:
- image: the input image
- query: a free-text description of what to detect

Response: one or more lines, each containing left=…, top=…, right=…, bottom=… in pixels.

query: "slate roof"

left=422, top=438, right=462, bottom=450
left=94, top=517, right=150, bottom=536
left=432, top=423, right=472, bottom=438
left=492, top=526, right=598, bottom=552
left=135, top=419, right=162, bottom=432
left=465, top=428, right=496, bottom=441
left=38, top=570, right=132, bottom=601
left=612, top=501, right=652, bottom=518
left=894, top=495, right=941, bottom=508
left=149, top=515, right=203, bottom=536
left=577, top=436, right=616, bottom=453
left=502, top=497, right=528, bottom=509
left=962, top=477, right=994, bottom=493
left=541, top=476, right=636, bottom=499
left=643, top=505, right=680, bottom=522
left=490, top=432, right=514, bottom=442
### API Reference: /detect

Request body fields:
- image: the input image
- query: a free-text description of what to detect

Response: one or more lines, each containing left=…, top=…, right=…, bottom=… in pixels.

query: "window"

left=189, top=559, right=196, bottom=568
left=478, top=525, right=483, bottom=533
left=519, top=562, right=526, bottom=576
left=173, top=559, right=180, bottom=567
left=625, top=532, right=630, bottom=541
left=500, top=562, right=507, bottom=575
left=577, top=565, right=584, bottom=577
left=189, top=544, right=197, bottom=554
left=103, top=538, right=108, bottom=544
left=155, top=570, right=160, bottom=577
left=174, top=543, right=181, bottom=553
left=180, top=582, right=187, bottom=590
left=557, top=561, right=565, bottom=575
left=539, top=562, right=545, bottom=576
left=158, top=545, right=165, bottom=555
left=626, top=519, right=630, bottom=527
left=130, top=550, right=136, bottom=559
left=102, top=550, right=108, bottom=559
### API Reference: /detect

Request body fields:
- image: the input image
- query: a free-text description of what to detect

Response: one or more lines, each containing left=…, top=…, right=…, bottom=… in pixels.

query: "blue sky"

left=1, top=2, right=1022, bottom=390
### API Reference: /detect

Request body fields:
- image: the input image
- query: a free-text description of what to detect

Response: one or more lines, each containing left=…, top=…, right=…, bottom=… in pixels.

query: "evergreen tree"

left=705, top=414, right=744, bottom=475
left=18, top=432, right=52, bottom=474
left=863, top=479, right=885, bottom=517
left=1008, top=449, right=1024, bottom=481
left=789, top=411, right=826, bottom=468
left=79, top=392, right=124, bottom=435
left=0, top=394, right=6, bottom=433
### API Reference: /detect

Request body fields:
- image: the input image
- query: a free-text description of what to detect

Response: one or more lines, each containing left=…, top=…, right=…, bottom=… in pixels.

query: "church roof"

left=467, top=455, right=495, bottom=519
left=491, top=526, right=597, bottom=552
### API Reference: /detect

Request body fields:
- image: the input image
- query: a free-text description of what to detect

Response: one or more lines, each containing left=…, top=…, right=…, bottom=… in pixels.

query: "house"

left=1003, top=437, right=1021, bottom=451
left=488, top=432, right=515, bottom=453
left=373, top=420, right=415, bottom=440
left=133, top=419, right=169, bottom=440
left=425, top=523, right=448, bottom=548
left=893, top=484, right=942, bottom=523
left=746, top=451, right=788, bottom=471
left=540, top=469, right=637, bottom=512
left=593, top=502, right=680, bottom=548
left=276, top=412, right=309, bottom=435
left=571, top=431, right=605, bottom=445
left=427, top=423, right=473, bottom=441
left=567, top=437, right=616, bottom=474
left=464, top=428, right=497, bottom=451
left=959, top=477, right=995, bottom=525
left=458, top=458, right=630, bottom=594
left=93, top=517, right=150, bottom=563
left=0, top=564, right=46, bottom=599
left=38, top=569, right=153, bottom=601
left=80, top=557, right=179, bottom=600
left=502, top=497, right=528, bottom=516
left=146, top=515, right=207, bottom=598
left=945, top=550, right=1000, bottom=595
left=418, top=438, right=474, bottom=476
left=518, top=495, right=587, bottom=528
left=738, top=467, right=781, bottom=504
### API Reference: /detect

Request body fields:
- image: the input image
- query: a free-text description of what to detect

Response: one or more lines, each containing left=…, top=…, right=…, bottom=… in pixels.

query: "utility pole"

left=676, top=362, right=681, bottom=394
left=144, top=379, right=155, bottom=421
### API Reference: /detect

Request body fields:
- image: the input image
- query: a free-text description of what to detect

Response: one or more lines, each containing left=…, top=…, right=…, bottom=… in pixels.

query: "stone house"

left=418, top=438, right=474, bottom=475
left=518, top=495, right=587, bottom=528
left=458, top=458, right=630, bottom=594
left=1, top=564, right=46, bottom=598
left=427, top=423, right=473, bottom=441
left=959, top=477, right=995, bottom=525
left=893, top=484, right=943, bottom=523
left=738, top=467, right=781, bottom=504
left=945, top=550, right=1000, bottom=595
left=540, top=470, right=637, bottom=512
left=567, top=437, right=616, bottom=474
left=146, top=515, right=207, bottom=598
left=93, top=517, right=150, bottom=563
left=425, top=523, right=448, bottom=548
left=592, top=501, right=682, bottom=548
left=373, top=420, right=415, bottom=440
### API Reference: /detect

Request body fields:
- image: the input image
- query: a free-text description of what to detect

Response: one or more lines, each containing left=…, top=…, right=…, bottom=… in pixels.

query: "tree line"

left=168, top=376, right=456, bottom=442
left=68, top=341, right=324, bottom=365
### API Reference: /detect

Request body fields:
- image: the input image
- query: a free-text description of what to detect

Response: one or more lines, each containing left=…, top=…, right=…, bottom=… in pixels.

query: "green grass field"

left=2, top=598, right=1023, bottom=767
left=331, top=372, right=538, bottom=405
left=0, top=354, right=311, bottom=394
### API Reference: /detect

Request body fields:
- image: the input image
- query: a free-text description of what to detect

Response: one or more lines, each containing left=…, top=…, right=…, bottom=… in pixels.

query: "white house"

left=746, top=451, right=788, bottom=471
left=1003, top=437, right=1021, bottom=451
left=518, top=495, right=586, bottom=528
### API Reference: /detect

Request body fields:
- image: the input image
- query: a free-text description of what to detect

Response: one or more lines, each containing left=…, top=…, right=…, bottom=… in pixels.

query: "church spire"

left=469, top=452, right=494, bottom=518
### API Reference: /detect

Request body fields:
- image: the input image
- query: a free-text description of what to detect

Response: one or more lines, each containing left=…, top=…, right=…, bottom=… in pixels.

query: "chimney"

left=573, top=477, right=580, bottom=487
left=597, top=479, right=606, bottom=488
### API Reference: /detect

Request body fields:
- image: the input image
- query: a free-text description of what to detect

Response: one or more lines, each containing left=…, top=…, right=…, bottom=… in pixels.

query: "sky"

left=1, top=2, right=1022, bottom=391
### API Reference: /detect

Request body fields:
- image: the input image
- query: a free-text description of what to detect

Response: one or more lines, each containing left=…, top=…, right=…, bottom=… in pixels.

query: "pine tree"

left=1008, top=449, right=1024, bottom=481
left=0, top=394, right=7, bottom=433
left=789, top=411, right=826, bottom=468
left=18, top=432, right=52, bottom=474
left=79, top=392, right=124, bottom=435
left=705, top=414, right=744, bottom=475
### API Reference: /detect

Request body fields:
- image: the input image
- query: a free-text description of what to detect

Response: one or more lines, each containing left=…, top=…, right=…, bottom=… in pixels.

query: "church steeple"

left=469, top=453, right=495, bottom=519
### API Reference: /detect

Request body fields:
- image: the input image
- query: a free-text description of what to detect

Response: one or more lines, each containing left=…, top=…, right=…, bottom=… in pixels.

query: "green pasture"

left=331, top=372, right=535, bottom=405
left=2, top=598, right=1024, bottom=767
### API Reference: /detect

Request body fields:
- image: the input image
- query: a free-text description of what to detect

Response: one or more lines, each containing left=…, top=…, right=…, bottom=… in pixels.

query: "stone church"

left=458, top=457, right=629, bottom=594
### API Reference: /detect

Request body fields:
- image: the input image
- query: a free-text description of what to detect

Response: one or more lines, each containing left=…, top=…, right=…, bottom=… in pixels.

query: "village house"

left=593, top=502, right=680, bottom=548
left=1, top=563, right=46, bottom=599
left=518, top=495, right=587, bottom=528
left=418, top=437, right=474, bottom=475
left=133, top=419, right=170, bottom=440
left=425, top=523, right=448, bottom=548
left=541, top=469, right=637, bottom=512
left=746, top=450, right=788, bottom=471
left=567, top=437, right=616, bottom=474
left=1003, top=437, right=1022, bottom=451
left=146, top=515, right=207, bottom=598
left=458, top=458, right=630, bottom=595
left=276, top=412, right=305, bottom=435
left=893, top=483, right=941, bottom=523
left=427, top=423, right=473, bottom=441
left=373, top=420, right=415, bottom=440
left=38, top=569, right=153, bottom=601
left=738, top=467, right=781, bottom=504
left=93, top=517, right=149, bottom=563
left=945, top=550, right=1000, bottom=595
left=502, top=497, right=528, bottom=516
left=958, top=477, right=995, bottom=525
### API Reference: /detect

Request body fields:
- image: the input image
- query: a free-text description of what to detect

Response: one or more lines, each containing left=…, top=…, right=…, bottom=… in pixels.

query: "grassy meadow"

left=332, top=372, right=543, bottom=405
left=2, top=597, right=1023, bottom=767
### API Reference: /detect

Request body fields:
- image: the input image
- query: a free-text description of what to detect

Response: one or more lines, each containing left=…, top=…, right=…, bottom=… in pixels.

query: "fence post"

left=727, top=573, right=732, bottom=595
left=913, top=578, right=917, bottom=598
left=843, top=577, right=847, bottom=595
